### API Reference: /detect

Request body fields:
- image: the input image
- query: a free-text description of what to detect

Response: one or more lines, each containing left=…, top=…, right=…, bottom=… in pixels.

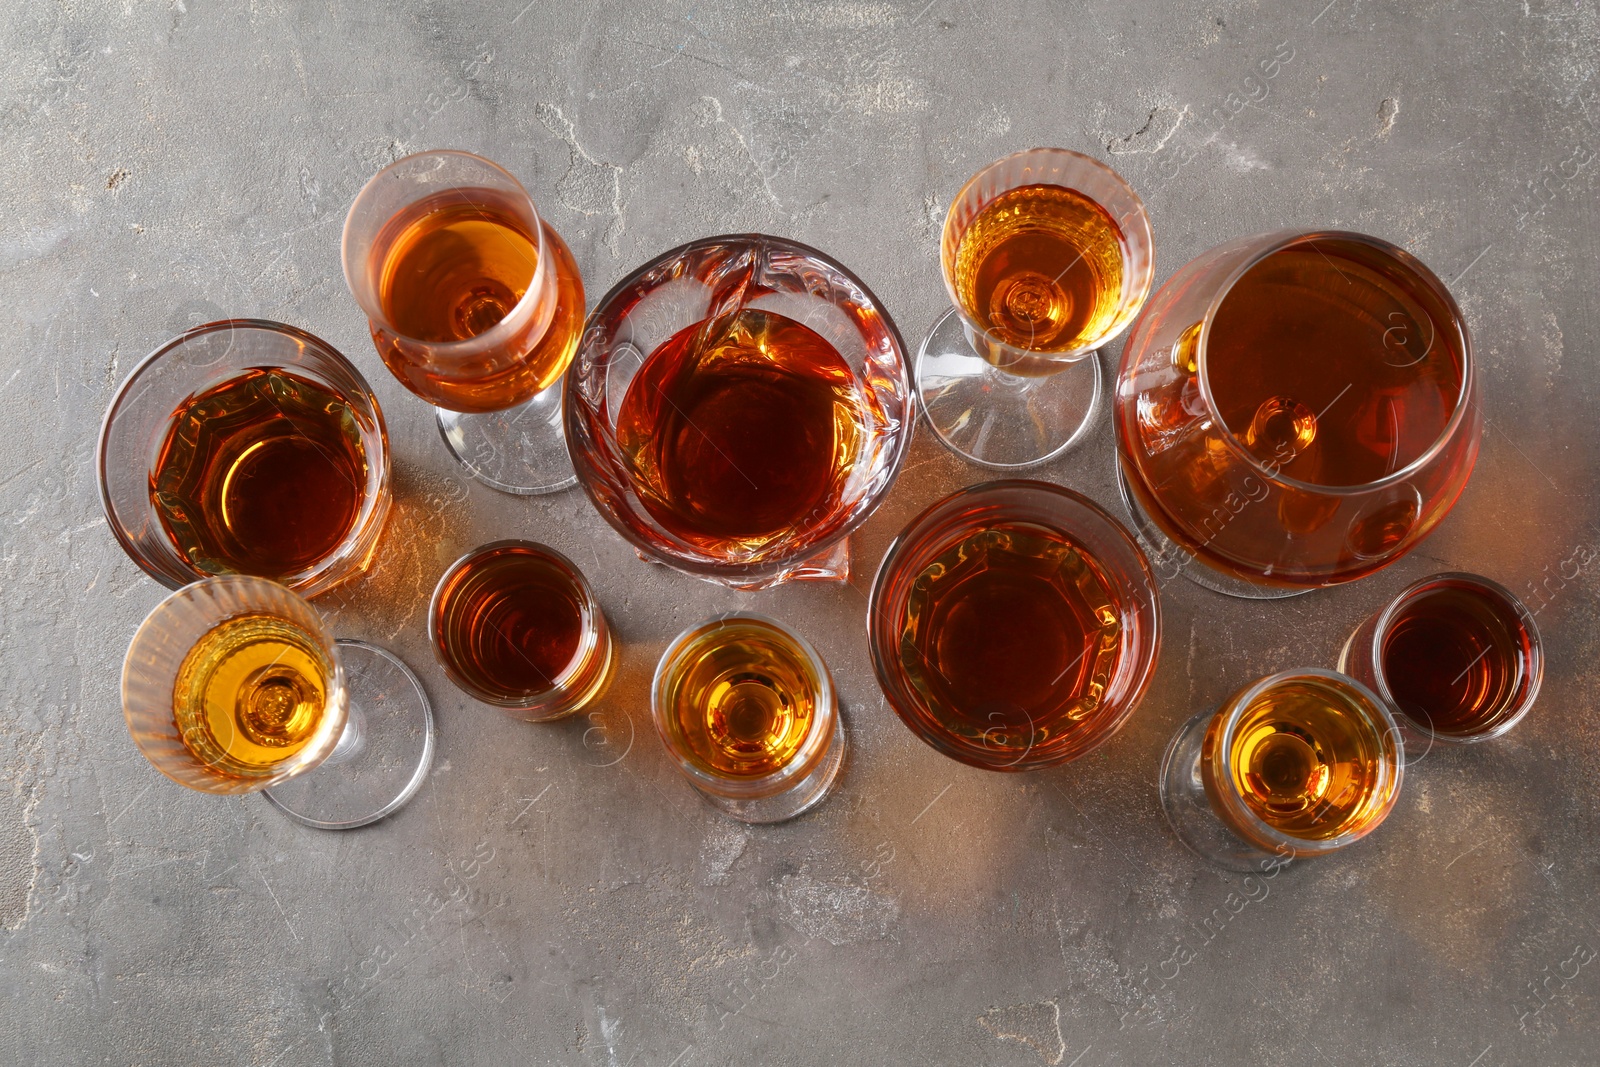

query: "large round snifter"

left=343, top=150, right=586, bottom=495
left=1160, top=669, right=1403, bottom=871
left=122, top=576, right=433, bottom=829
left=566, top=234, right=912, bottom=589
left=918, top=149, right=1155, bottom=469
left=1114, top=230, right=1481, bottom=598
left=97, top=319, right=391, bottom=598
left=867, top=481, right=1161, bottom=771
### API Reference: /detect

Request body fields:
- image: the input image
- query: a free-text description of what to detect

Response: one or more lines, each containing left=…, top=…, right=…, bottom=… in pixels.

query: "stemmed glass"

left=1114, top=230, right=1481, bottom=598
left=343, top=150, right=586, bottom=495
left=918, top=148, right=1154, bottom=469
left=122, top=576, right=433, bottom=829
left=1159, top=668, right=1402, bottom=871
left=98, top=319, right=391, bottom=597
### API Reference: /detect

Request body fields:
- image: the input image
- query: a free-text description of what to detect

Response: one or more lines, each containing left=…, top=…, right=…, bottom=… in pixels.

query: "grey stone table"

left=2, top=2, right=1596, bottom=1064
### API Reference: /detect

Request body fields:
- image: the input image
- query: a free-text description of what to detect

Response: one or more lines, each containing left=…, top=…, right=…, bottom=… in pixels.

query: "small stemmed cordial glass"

left=122, top=576, right=433, bottom=829
left=919, top=148, right=1154, bottom=469
left=1160, top=668, right=1403, bottom=871
left=343, top=150, right=586, bottom=495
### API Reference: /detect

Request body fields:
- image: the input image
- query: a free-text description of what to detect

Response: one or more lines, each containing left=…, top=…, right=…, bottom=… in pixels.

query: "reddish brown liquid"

left=369, top=188, right=585, bottom=412
left=151, top=369, right=368, bottom=579
left=1381, top=582, right=1531, bottom=736
left=614, top=308, right=866, bottom=555
left=898, top=523, right=1122, bottom=759
left=432, top=545, right=589, bottom=700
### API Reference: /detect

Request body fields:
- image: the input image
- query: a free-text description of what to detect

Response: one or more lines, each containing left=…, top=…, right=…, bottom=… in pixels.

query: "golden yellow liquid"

left=658, top=619, right=823, bottom=780
left=1204, top=677, right=1394, bottom=842
left=952, top=184, right=1126, bottom=352
left=173, top=612, right=333, bottom=778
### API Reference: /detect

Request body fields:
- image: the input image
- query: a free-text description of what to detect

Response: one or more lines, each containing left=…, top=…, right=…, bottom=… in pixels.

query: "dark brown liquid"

left=151, top=369, right=368, bottom=579
left=432, top=545, right=589, bottom=701
left=897, top=523, right=1122, bottom=760
left=1381, top=582, right=1531, bottom=736
left=614, top=308, right=866, bottom=555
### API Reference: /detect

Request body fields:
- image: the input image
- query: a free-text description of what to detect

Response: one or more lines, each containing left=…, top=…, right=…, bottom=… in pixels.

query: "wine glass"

left=566, top=233, right=911, bottom=589
left=97, top=319, right=391, bottom=598
left=918, top=148, right=1155, bottom=469
left=1114, top=230, right=1482, bottom=599
left=1159, top=668, right=1402, bottom=871
left=122, top=576, right=433, bottom=829
left=342, top=150, right=586, bottom=495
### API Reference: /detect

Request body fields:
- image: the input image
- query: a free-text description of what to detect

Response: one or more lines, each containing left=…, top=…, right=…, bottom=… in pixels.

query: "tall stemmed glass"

left=918, top=148, right=1154, bottom=469
left=1114, top=231, right=1481, bottom=598
left=343, top=150, right=586, bottom=495
left=123, top=576, right=433, bottom=829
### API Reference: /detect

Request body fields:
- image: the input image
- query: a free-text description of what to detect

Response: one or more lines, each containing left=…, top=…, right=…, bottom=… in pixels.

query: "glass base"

left=1112, top=461, right=1310, bottom=601
left=1159, top=711, right=1293, bottom=873
left=436, top=379, right=577, bottom=496
left=916, top=308, right=1101, bottom=469
left=693, top=717, right=847, bottom=824
left=263, top=640, right=435, bottom=830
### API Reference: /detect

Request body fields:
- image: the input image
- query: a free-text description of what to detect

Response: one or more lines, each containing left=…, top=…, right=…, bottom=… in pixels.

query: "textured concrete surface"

left=2, top=1, right=1597, bottom=1064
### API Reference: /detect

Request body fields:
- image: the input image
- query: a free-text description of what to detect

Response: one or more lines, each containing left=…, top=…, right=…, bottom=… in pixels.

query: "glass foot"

left=916, top=307, right=1101, bottom=469
left=264, top=640, right=435, bottom=830
left=1159, top=711, right=1290, bottom=873
left=694, top=718, right=847, bottom=825
left=437, top=380, right=577, bottom=496
left=1113, top=461, right=1310, bottom=601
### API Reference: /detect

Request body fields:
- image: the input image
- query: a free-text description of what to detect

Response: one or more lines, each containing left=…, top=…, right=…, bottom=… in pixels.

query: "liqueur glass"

left=566, top=233, right=912, bottom=590
left=1160, top=668, right=1402, bottom=872
left=1339, top=572, right=1542, bottom=762
left=122, top=576, right=434, bottom=829
left=97, top=319, right=391, bottom=598
left=343, top=150, right=586, bottom=495
left=867, top=480, right=1161, bottom=771
left=1114, top=230, right=1481, bottom=599
left=918, top=148, right=1154, bottom=469
left=652, top=613, right=845, bottom=823
left=428, top=540, right=615, bottom=721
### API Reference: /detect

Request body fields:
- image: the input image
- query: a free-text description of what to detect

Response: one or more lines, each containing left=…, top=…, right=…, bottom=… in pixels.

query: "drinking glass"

left=122, top=575, right=434, bottom=829
left=428, top=540, right=615, bottom=721
left=343, top=150, right=586, bottom=495
left=97, top=319, right=391, bottom=598
left=918, top=148, right=1154, bottom=469
left=1114, top=230, right=1481, bottom=599
left=867, top=480, right=1161, bottom=771
left=652, top=613, right=845, bottom=823
left=566, top=233, right=912, bottom=589
left=1339, top=572, right=1541, bottom=761
left=1160, top=669, right=1402, bottom=871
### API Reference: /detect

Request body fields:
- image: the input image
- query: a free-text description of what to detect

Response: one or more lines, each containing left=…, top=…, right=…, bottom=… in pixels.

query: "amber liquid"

left=658, top=617, right=824, bottom=781
left=151, top=369, right=369, bottom=581
left=897, top=523, right=1122, bottom=762
left=952, top=184, right=1126, bottom=352
left=1381, top=582, right=1531, bottom=736
left=371, top=188, right=584, bottom=412
left=432, top=545, right=599, bottom=704
left=174, top=612, right=333, bottom=778
left=614, top=308, right=871, bottom=556
left=1205, top=676, right=1393, bottom=843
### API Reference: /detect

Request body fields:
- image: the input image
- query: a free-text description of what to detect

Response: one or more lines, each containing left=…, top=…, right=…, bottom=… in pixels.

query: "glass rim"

left=866, top=478, right=1163, bottom=771
left=95, top=317, right=391, bottom=594
left=1205, top=667, right=1403, bottom=856
left=1365, top=571, right=1543, bottom=742
left=340, top=148, right=551, bottom=355
left=649, top=611, right=838, bottom=799
left=565, top=231, right=915, bottom=583
left=940, top=147, right=1155, bottom=360
left=1193, top=228, right=1476, bottom=498
left=426, top=538, right=605, bottom=710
